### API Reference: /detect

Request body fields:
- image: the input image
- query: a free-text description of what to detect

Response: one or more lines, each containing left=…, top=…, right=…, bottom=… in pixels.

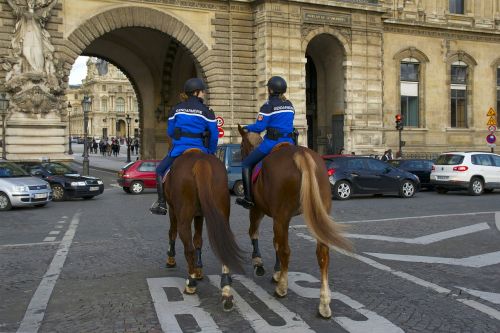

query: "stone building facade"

left=0, top=0, right=499, bottom=160
left=66, top=58, right=139, bottom=140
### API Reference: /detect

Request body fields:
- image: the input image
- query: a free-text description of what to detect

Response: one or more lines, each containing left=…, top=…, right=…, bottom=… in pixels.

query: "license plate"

left=437, top=176, right=448, bottom=180
left=89, top=186, right=99, bottom=191
left=34, top=193, right=47, bottom=199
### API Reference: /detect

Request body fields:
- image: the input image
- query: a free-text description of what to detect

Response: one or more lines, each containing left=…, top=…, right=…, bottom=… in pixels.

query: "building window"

left=101, top=99, right=107, bottom=112
left=450, top=61, right=468, bottom=128
left=116, top=97, right=125, bottom=112
left=102, top=85, right=106, bottom=92
left=449, top=0, right=464, bottom=14
left=74, top=94, right=78, bottom=100
left=400, top=58, right=419, bottom=127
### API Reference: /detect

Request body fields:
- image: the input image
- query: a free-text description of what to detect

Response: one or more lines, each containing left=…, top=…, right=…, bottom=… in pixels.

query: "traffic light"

left=395, top=114, right=404, bottom=130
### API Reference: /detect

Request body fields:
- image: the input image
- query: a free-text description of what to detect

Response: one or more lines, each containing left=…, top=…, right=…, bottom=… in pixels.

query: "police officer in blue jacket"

left=150, top=78, right=219, bottom=215
left=236, top=76, right=295, bottom=209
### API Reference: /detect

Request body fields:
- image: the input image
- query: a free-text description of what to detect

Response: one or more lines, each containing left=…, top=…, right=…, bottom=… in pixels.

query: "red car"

left=117, top=160, right=160, bottom=194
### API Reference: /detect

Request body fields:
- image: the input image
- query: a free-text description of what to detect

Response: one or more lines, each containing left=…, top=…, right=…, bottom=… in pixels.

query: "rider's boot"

left=236, top=168, right=254, bottom=209
left=150, top=175, right=168, bottom=215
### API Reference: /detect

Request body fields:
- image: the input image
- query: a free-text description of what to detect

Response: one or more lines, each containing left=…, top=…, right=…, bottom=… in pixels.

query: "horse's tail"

left=293, top=151, right=352, bottom=252
left=192, top=159, right=245, bottom=274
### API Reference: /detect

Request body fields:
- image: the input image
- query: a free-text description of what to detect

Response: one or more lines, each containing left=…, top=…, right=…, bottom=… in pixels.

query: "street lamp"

left=0, top=92, right=9, bottom=160
left=81, top=96, right=92, bottom=176
left=125, top=114, right=131, bottom=163
left=67, top=102, right=73, bottom=155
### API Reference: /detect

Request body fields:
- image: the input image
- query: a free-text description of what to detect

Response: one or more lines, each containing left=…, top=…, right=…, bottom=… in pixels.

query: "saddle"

left=251, top=142, right=291, bottom=183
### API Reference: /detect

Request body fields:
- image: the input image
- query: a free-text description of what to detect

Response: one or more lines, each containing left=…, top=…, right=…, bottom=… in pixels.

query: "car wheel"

left=130, top=181, right=144, bottom=194
left=333, top=180, right=352, bottom=200
left=51, top=184, right=66, bottom=201
left=436, top=187, right=448, bottom=194
left=82, top=196, right=94, bottom=200
left=0, top=192, right=12, bottom=211
left=123, top=187, right=131, bottom=193
left=399, top=180, right=415, bottom=198
left=468, top=177, right=484, bottom=196
left=233, top=181, right=244, bottom=197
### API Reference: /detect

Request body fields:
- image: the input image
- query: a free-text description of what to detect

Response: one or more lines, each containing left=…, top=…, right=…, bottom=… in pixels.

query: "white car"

left=0, top=161, right=53, bottom=211
left=430, top=152, right=500, bottom=195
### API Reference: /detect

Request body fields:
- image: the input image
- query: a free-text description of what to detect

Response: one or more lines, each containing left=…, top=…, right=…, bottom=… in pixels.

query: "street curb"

left=71, top=160, right=120, bottom=174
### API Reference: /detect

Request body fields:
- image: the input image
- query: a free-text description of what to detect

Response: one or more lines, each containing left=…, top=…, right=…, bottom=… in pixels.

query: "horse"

left=237, top=124, right=352, bottom=318
left=163, top=149, right=245, bottom=311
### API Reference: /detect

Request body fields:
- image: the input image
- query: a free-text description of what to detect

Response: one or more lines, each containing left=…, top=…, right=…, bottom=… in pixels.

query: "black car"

left=16, top=162, right=104, bottom=201
left=388, top=159, right=434, bottom=189
left=323, top=156, right=421, bottom=200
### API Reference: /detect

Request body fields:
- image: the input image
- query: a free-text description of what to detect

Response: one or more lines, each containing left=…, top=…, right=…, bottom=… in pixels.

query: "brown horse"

left=163, top=149, right=245, bottom=311
left=238, top=125, right=352, bottom=318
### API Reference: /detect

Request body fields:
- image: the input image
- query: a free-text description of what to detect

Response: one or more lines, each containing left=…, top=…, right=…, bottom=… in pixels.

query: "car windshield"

left=435, top=154, right=464, bottom=165
left=121, top=162, right=135, bottom=170
left=0, top=162, right=30, bottom=178
left=43, top=163, right=77, bottom=175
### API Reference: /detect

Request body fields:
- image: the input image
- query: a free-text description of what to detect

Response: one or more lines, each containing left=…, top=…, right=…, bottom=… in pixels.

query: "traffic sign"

left=216, top=116, right=224, bottom=127
left=487, top=107, right=496, bottom=117
left=218, top=127, right=224, bottom=138
left=486, top=134, right=496, bottom=144
left=487, top=117, right=497, bottom=126
left=488, top=125, right=497, bottom=132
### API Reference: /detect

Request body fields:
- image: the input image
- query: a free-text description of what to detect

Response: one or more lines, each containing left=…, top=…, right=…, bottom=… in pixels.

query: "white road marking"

left=55, top=225, right=63, bottom=229
left=0, top=241, right=59, bottom=249
left=458, top=288, right=500, bottom=305
left=17, top=213, right=80, bottom=333
left=109, top=183, right=121, bottom=188
left=287, top=272, right=404, bottom=333
left=496, top=212, right=500, bottom=232
left=457, top=299, right=500, bottom=321
left=211, top=275, right=314, bottom=332
left=147, top=277, right=219, bottom=332
left=48, top=231, right=60, bottom=235
left=57, top=221, right=66, bottom=224
left=364, top=251, right=500, bottom=268
left=43, top=237, right=56, bottom=242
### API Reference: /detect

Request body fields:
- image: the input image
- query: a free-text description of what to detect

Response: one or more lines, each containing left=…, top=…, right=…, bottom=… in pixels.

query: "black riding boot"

left=150, top=175, right=167, bottom=215
left=236, top=168, right=254, bottom=209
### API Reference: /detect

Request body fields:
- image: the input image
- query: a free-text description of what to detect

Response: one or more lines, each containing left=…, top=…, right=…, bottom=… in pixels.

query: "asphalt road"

left=1, top=165, right=499, bottom=333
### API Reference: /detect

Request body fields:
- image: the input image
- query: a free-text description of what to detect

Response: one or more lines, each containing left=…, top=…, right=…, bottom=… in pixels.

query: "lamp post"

left=0, top=92, right=9, bottom=160
left=125, top=114, right=131, bottom=162
left=67, top=102, right=73, bottom=155
left=81, top=96, right=92, bottom=176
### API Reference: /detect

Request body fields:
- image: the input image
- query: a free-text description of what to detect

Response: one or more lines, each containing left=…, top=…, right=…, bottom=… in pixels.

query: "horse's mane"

left=247, top=132, right=263, bottom=148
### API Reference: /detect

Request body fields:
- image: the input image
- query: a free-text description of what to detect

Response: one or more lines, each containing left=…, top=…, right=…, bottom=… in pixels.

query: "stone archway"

left=61, top=7, right=211, bottom=159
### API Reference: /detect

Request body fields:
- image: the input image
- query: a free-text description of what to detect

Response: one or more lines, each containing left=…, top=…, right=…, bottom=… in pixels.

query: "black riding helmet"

left=267, top=76, right=287, bottom=94
left=184, top=78, right=206, bottom=94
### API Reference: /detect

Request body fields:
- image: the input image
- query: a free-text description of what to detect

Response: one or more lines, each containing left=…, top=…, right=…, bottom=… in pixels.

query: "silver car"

left=0, top=161, right=53, bottom=211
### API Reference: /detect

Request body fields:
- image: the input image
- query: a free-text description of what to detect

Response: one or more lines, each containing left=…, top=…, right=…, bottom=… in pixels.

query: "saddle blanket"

left=251, top=142, right=291, bottom=183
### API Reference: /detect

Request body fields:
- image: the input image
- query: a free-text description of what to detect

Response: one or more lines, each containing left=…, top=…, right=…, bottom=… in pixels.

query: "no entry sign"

left=218, top=127, right=224, bottom=138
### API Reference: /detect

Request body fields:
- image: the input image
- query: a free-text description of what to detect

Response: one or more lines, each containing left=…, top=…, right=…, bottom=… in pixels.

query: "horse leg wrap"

left=195, top=248, right=203, bottom=268
left=251, top=239, right=262, bottom=258
left=220, top=273, right=233, bottom=288
left=167, top=240, right=175, bottom=257
left=274, top=252, right=281, bottom=272
left=186, top=276, right=197, bottom=288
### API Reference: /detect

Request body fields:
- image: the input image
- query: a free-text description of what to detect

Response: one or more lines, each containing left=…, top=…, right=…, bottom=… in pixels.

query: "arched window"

left=101, top=98, right=107, bottom=112
left=450, top=61, right=468, bottom=128
left=116, top=97, right=125, bottom=112
left=400, top=58, right=420, bottom=127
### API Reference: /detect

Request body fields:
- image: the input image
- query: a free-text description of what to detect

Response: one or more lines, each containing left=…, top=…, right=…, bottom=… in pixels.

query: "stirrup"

left=236, top=197, right=254, bottom=209
left=150, top=201, right=167, bottom=215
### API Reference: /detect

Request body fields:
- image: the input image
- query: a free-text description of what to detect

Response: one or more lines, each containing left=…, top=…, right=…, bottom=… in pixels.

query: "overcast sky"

left=69, top=56, right=88, bottom=85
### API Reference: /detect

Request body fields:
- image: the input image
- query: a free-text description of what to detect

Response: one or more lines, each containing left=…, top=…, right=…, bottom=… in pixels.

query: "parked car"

left=16, top=162, right=104, bottom=201
left=430, top=152, right=500, bottom=195
left=216, top=144, right=243, bottom=196
left=323, top=155, right=420, bottom=200
left=388, top=159, right=434, bottom=189
left=0, top=161, right=52, bottom=211
left=117, top=160, right=159, bottom=194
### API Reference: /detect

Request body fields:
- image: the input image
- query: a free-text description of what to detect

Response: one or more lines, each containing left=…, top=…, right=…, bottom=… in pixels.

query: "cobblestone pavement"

left=0, top=166, right=499, bottom=333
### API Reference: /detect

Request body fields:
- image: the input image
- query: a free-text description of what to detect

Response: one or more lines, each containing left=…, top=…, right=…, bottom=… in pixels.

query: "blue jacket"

left=246, top=95, right=295, bottom=154
left=167, top=96, right=218, bottom=157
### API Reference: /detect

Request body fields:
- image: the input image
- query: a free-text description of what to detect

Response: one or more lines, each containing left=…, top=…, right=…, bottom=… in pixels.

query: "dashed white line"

left=43, top=237, right=56, bottom=242
left=48, top=231, right=60, bottom=235
left=17, top=213, right=80, bottom=333
left=0, top=241, right=60, bottom=249
left=326, top=211, right=497, bottom=224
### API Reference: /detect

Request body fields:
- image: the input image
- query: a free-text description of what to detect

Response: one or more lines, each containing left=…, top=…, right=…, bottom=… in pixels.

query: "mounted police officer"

left=150, top=78, right=219, bottom=215
left=236, top=76, right=296, bottom=209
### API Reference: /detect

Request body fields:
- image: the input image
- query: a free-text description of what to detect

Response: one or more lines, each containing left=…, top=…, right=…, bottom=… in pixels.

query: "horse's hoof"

left=222, top=295, right=234, bottom=312
left=194, top=268, right=203, bottom=280
left=274, top=287, right=287, bottom=298
left=272, top=271, right=281, bottom=283
left=318, top=304, right=332, bottom=319
left=254, top=265, right=265, bottom=277
left=184, top=286, right=196, bottom=295
left=165, top=257, right=176, bottom=268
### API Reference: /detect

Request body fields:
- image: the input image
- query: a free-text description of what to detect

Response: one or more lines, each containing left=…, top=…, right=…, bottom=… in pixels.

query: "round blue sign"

left=486, top=134, right=496, bottom=144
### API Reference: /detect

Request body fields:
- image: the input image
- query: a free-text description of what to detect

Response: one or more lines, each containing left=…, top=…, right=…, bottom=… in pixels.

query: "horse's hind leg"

left=316, top=242, right=332, bottom=318
left=178, top=218, right=197, bottom=294
left=249, top=208, right=265, bottom=276
left=220, top=265, right=235, bottom=312
left=193, top=216, right=204, bottom=280
left=273, top=217, right=291, bottom=298
left=166, top=209, right=177, bottom=268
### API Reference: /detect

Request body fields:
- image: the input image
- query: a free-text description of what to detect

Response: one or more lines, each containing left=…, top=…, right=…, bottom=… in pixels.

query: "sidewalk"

left=70, top=144, right=139, bottom=172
